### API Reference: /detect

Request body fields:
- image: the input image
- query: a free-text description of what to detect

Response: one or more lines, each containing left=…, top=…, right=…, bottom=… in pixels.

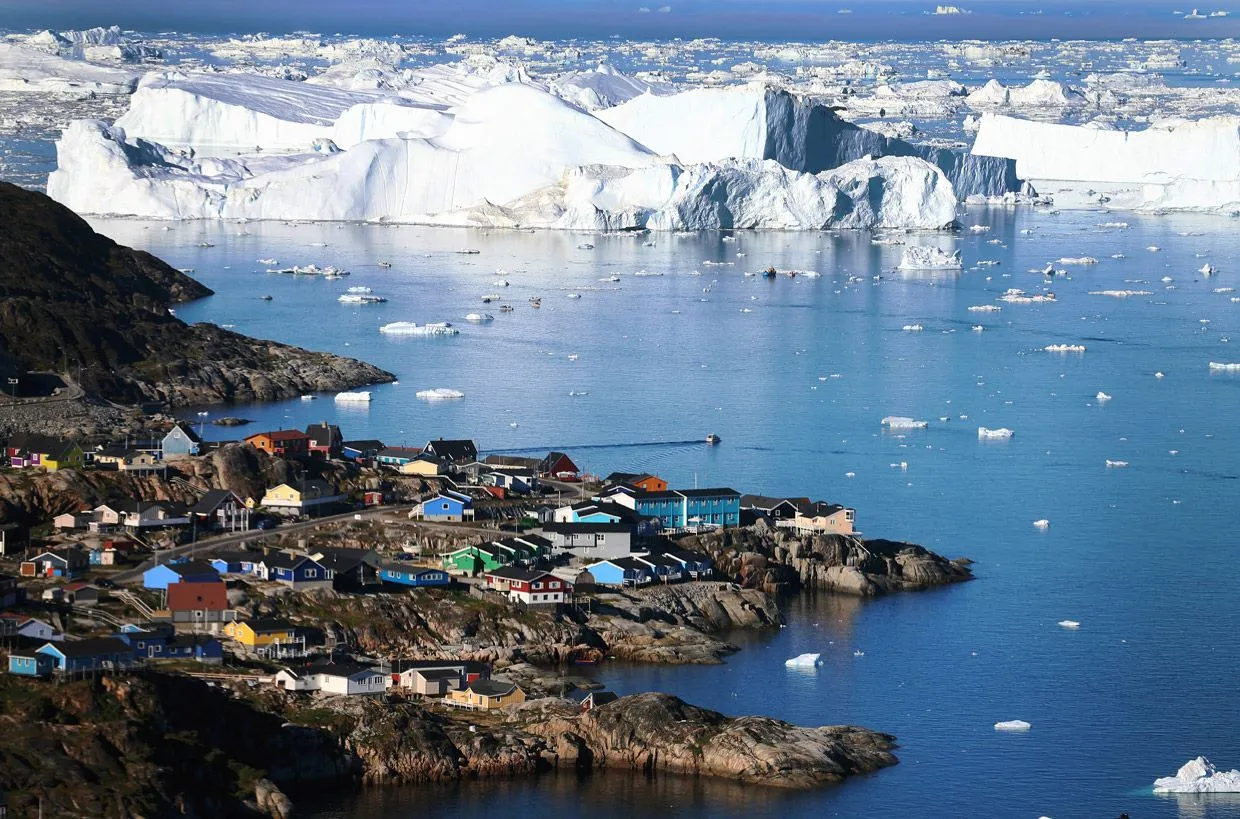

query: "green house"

left=442, top=543, right=506, bottom=575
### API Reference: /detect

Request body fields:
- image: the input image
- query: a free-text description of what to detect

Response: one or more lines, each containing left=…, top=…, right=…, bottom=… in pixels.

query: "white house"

left=0, top=615, right=61, bottom=642
left=274, top=663, right=388, bottom=696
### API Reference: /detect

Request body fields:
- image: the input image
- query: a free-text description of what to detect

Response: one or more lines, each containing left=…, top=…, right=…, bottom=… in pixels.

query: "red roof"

left=249, top=430, right=309, bottom=443
left=167, top=580, right=229, bottom=612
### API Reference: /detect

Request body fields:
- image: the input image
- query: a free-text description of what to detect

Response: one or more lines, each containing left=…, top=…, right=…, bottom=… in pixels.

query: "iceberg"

left=1033, top=519, right=1050, bottom=529
left=994, top=720, right=1032, bottom=731
left=973, top=113, right=1240, bottom=212
left=785, top=653, right=822, bottom=668
left=379, top=321, right=459, bottom=336
left=1058, top=620, right=1081, bottom=629
left=899, top=246, right=963, bottom=270
left=0, top=43, right=138, bottom=95
left=334, top=390, right=372, bottom=402
left=882, top=416, right=929, bottom=429
left=415, top=388, right=465, bottom=401
left=967, top=79, right=1084, bottom=109
left=977, top=427, right=1014, bottom=439
left=1154, top=758, right=1240, bottom=793
left=1045, top=344, right=1086, bottom=352
left=1096, top=391, right=1112, bottom=402
left=1209, top=362, right=1240, bottom=371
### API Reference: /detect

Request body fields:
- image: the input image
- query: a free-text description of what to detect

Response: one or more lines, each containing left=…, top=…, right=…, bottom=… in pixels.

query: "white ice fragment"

left=1033, top=519, right=1050, bottom=529
left=1096, top=391, right=1112, bottom=402
left=1057, top=256, right=1098, bottom=265
left=1058, top=620, right=1081, bottom=629
left=1153, top=758, right=1240, bottom=793
left=994, top=720, right=1032, bottom=731
left=1209, top=362, right=1240, bottom=371
left=902, top=323, right=924, bottom=332
left=899, top=246, right=963, bottom=270
left=1045, top=344, right=1086, bottom=352
left=784, top=653, right=822, bottom=668
left=415, top=388, right=465, bottom=401
left=1106, top=459, right=1129, bottom=468
left=334, top=391, right=371, bottom=402
left=977, top=426, right=1014, bottom=439
left=882, top=416, right=929, bottom=429
left=379, top=321, right=459, bottom=336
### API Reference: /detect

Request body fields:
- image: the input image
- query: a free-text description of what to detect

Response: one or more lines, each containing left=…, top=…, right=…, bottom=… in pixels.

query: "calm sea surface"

left=89, top=210, right=1240, bottom=819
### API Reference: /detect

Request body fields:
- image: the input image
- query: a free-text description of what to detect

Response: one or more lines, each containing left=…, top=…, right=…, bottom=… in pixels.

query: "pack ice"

left=1153, top=757, right=1240, bottom=793
left=973, top=113, right=1240, bottom=212
left=47, top=79, right=960, bottom=230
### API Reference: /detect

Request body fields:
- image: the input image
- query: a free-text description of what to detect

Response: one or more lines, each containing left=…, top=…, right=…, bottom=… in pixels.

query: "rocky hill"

left=0, top=181, right=392, bottom=406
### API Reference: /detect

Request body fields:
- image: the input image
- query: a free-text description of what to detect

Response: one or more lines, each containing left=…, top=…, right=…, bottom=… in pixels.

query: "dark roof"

left=740, top=494, right=804, bottom=510
left=167, top=634, right=218, bottom=650
left=243, top=618, right=295, bottom=633
left=484, top=455, right=542, bottom=469
left=600, top=557, right=649, bottom=571
left=168, top=422, right=204, bottom=443
left=541, top=451, right=578, bottom=471
left=305, top=423, right=342, bottom=442
left=796, top=501, right=847, bottom=517
left=635, top=553, right=681, bottom=569
left=160, top=560, right=219, bottom=578
left=543, top=522, right=635, bottom=534
left=465, top=678, right=519, bottom=697
left=260, top=552, right=321, bottom=571
left=638, top=488, right=740, bottom=500
left=343, top=439, right=386, bottom=451
left=586, top=691, right=619, bottom=706
left=391, top=658, right=478, bottom=673
left=653, top=547, right=711, bottom=563
left=485, top=566, right=548, bottom=582
left=424, top=438, right=478, bottom=462
left=309, top=662, right=381, bottom=679
left=377, top=446, right=422, bottom=459
left=512, top=533, right=551, bottom=550
left=191, top=489, right=241, bottom=515
left=6, top=433, right=79, bottom=459
left=414, top=667, right=462, bottom=680
left=248, top=429, right=310, bottom=442
left=43, top=637, right=131, bottom=657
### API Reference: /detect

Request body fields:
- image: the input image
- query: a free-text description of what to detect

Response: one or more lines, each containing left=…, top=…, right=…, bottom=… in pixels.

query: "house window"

left=442, top=503, right=450, bottom=511
left=305, top=569, right=317, bottom=578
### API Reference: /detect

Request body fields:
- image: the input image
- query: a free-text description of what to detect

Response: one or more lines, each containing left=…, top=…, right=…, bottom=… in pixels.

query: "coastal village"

left=0, top=418, right=863, bottom=698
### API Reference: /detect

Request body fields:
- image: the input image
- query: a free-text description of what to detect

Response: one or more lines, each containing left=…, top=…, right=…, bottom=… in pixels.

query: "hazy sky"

left=2, top=0, right=1234, bottom=40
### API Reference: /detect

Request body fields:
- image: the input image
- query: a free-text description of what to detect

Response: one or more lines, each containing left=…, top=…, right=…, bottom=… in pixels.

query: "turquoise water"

left=88, top=210, right=1240, bottom=818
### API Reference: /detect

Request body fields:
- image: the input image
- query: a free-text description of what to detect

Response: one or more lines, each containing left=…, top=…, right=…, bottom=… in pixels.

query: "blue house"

left=656, top=548, right=714, bottom=579
left=165, top=634, right=224, bottom=663
left=162, top=422, right=202, bottom=457
left=415, top=490, right=474, bottom=522
left=256, top=553, right=329, bottom=588
left=8, top=651, right=53, bottom=677
left=586, top=557, right=654, bottom=587
left=379, top=564, right=451, bottom=588
left=142, top=560, right=221, bottom=591
left=208, top=552, right=249, bottom=574
left=37, top=638, right=134, bottom=674
left=115, top=629, right=169, bottom=658
left=342, top=440, right=385, bottom=462
left=633, top=488, right=741, bottom=529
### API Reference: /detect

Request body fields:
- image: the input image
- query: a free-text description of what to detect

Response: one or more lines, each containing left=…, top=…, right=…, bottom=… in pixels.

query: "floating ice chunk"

left=994, top=720, right=1032, bottom=731
left=1097, top=221, right=1128, bottom=228
left=1058, top=620, right=1081, bottom=629
left=882, top=416, right=929, bottom=429
left=416, top=388, right=465, bottom=401
left=968, top=304, right=1002, bottom=312
left=978, top=426, right=1014, bottom=439
left=1148, top=246, right=1160, bottom=252
left=972, top=325, right=985, bottom=332
left=1045, top=344, right=1086, bottom=352
left=899, top=246, right=963, bottom=270
left=1089, top=289, right=1152, bottom=297
left=1153, top=757, right=1240, bottom=793
left=785, top=653, right=822, bottom=668
left=1155, top=371, right=1165, bottom=378
left=1058, top=256, right=1098, bottom=265
left=902, top=323, right=924, bottom=332
left=1106, top=459, right=1129, bottom=468
left=379, top=321, right=459, bottom=336
left=1096, top=391, right=1112, bottom=402
left=464, top=312, right=495, bottom=322
left=1033, top=519, right=1050, bottom=529
left=334, top=391, right=371, bottom=402
left=1209, top=362, right=1240, bottom=371
left=1001, top=289, right=1056, bottom=304
left=1201, top=263, right=1217, bottom=275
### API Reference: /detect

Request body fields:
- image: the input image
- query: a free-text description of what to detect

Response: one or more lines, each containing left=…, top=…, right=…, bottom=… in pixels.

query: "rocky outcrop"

left=513, top=693, right=898, bottom=787
left=0, top=181, right=392, bottom=407
left=681, top=523, right=972, bottom=596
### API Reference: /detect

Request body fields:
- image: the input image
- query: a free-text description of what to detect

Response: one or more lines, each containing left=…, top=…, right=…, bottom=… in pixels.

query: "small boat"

left=499, top=304, right=514, bottom=312
left=706, top=433, right=721, bottom=445
left=530, top=298, right=542, bottom=308
left=482, top=294, right=500, bottom=303
left=260, top=295, right=273, bottom=301
left=763, top=266, right=777, bottom=279
left=378, top=260, right=392, bottom=268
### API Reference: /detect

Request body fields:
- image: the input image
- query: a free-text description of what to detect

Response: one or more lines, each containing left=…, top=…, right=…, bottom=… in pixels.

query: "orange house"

left=245, top=430, right=311, bottom=458
left=632, top=475, right=667, bottom=492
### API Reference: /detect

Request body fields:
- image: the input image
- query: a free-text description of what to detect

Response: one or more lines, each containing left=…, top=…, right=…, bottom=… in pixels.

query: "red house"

left=304, top=423, right=343, bottom=458
left=540, top=451, right=580, bottom=480
left=484, top=568, right=571, bottom=606
left=167, top=581, right=233, bottom=628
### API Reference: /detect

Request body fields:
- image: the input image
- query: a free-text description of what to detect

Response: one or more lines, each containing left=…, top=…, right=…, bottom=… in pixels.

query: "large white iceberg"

left=966, top=79, right=1084, bottom=109
left=0, top=43, right=139, bottom=95
left=899, top=245, right=963, bottom=270
left=785, top=653, right=822, bottom=668
left=973, top=113, right=1240, bottom=212
left=1153, top=757, right=1240, bottom=793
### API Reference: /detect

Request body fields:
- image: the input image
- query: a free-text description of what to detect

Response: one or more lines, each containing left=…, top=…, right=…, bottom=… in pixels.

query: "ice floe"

left=334, top=390, right=372, bottom=402
left=1045, top=344, right=1086, bottom=352
left=1153, top=758, right=1240, bottom=793
left=994, top=720, right=1032, bottom=731
left=882, top=416, right=929, bottom=429
left=899, top=245, right=963, bottom=270
left=379, top=321, right=460, bottom=336
left=1058, top=620, right=1081, bottom=629
left=785, top=653, right=822, bottom=668
left=977, top=426, right=1014, bottom=439
left=415, top=388, right=466, bottom=400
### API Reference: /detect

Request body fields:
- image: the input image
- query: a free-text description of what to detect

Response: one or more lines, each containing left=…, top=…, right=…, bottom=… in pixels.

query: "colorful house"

left=540, top=451, right=580, bottom=480
left=605, top=472, right=668, bottom=492
left=115, top=629, right=170, bottom=658
left=632, top=488, right=741, bottom=529
left=483, top=568, right=571, bottom=606
left=305, top=422, right=343, bottom=458
left=390, top=659, right=489, bottom=694
left=225, top=619, right=300, bottom=651
left=37, top=638, right=134, bottom=675
left=422, top=438, right=478, bottom=465
left=244, top=430, right=311, bottom=458
left=785, top=501, right=856, bottom=535
left=651, top=548, right=714, bottom=579
left=165, top=634, right=224, bottom=663
left=375, top=446, right=423, bottom=467
left=399, top=454, right=448, bottom=476
left=632, top=553, right=684, bottom=583
left=19, top=548, right=88, bottom=580
left=342, top=439, right=385, bottom=462
left=413, top=490, right=474, bottom=522
left=255, top=553, right=330, bottom=589
left=161, top=422, right=203, bottom=457
left=0, top=615, right=59, bottom=642
left=167, top=581, right=234, bottom=629
left=275, top=663, right=388, bottom=695
left=543, top=522, right=636, bottom=561
left=259, top=481, right=345, bottom=514
left=143, top=560, right=220, bottom=591
left=446, top=679, right=526, bottom=710
left=585, top=557, right=654, bottom=587
left=190, top=490, right=250, bottom=532
left=8, top=651, right=53, bottom=677
left=441, top=543, right=506, bottom=575
left=4, top=433, right=84, bottom=471
left=379, top=564, right=451, bottom=588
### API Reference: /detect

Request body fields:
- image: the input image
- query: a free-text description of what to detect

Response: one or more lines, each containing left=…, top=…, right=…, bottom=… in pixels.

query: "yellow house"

left=42, top=442, right=85, bottom=472
left=789, top=502, right=856, bottom=535
left=400, top=455, right=446, bottom=477
left=259, top=480, right=344, bottom=513
left=225, top=618, right=297, bottom=648
left=447, top=679, right=526, bottom=710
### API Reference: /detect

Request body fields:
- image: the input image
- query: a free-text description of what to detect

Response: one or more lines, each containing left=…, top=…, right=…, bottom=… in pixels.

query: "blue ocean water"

left=87, top=210, right=1240, bottom=818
